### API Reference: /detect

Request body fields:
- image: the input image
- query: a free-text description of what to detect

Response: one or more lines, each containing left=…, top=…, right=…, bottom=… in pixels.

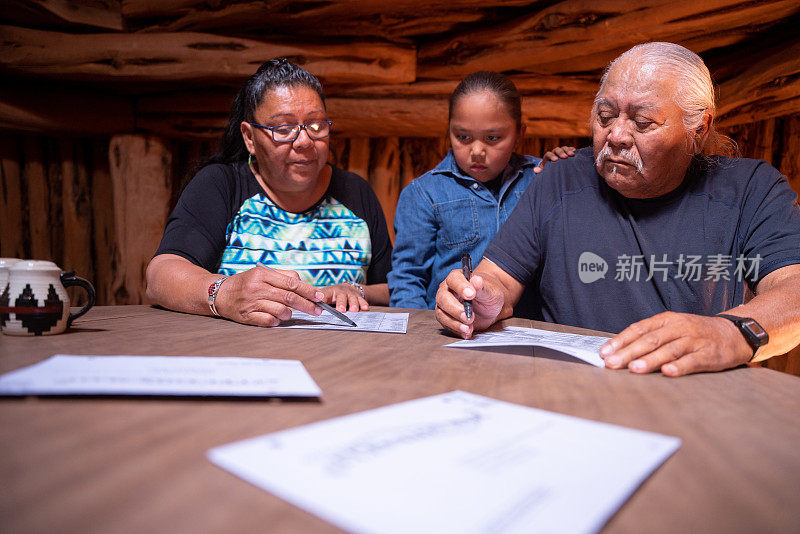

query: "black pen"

left=461, top=253, right=473, bottom=320
left=256, top=262, right=357, bottom=327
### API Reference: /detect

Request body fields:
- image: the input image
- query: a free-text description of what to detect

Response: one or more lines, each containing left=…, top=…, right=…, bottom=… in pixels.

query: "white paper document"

left=208, top=390, right=680, bottom=534
left=278, top=310, right=409, bottom=333
left=446, top=326, right=612, bottom=367
left=0, top=355, right=321, bottom=397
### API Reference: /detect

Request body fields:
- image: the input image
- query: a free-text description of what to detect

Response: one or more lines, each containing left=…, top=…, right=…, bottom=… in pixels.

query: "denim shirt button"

left=471, top=183, right=480, bottom=189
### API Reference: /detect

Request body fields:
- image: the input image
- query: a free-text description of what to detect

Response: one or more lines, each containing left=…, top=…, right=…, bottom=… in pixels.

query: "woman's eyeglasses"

left=248, top=120, right=333, bottom=143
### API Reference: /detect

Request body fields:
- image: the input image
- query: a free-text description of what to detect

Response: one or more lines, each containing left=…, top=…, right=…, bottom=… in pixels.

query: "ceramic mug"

left=0, top=258, right=21, bottom=293
left=0, top=258, right=22, bottom=331
left=1, top=260, right=95, bottom=336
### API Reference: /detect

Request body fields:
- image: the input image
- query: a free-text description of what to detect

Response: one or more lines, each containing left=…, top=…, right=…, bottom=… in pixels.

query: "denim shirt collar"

left=430, top=150, right=539, bottom=185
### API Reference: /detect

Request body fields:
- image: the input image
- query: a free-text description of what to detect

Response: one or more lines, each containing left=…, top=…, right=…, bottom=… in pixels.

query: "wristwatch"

left=207, top=276, right=228, bottom=317
left=716, top=314, right=769, bottom=361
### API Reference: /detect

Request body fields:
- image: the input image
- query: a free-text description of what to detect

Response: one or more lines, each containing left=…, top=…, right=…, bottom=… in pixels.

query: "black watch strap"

left=716, top=314, right=769, bottom=362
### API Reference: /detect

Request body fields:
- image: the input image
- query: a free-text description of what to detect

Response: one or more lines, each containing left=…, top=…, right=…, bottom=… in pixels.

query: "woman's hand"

left=321, top=283, right=369, bottom=312
left=216, top=266, right=324, bottom=326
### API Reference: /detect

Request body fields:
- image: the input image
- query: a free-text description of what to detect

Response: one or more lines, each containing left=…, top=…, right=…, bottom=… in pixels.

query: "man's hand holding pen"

left=436, top=256, right=507, bottom=339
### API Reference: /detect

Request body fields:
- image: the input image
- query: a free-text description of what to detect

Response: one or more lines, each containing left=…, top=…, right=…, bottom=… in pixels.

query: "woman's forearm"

left=145, top=254, right=219, bottom=316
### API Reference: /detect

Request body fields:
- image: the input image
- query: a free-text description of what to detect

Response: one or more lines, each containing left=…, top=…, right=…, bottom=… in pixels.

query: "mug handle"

left=60, top=271, right=96, bottom=327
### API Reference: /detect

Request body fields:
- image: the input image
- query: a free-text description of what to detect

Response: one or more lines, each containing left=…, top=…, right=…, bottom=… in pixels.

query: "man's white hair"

left=597, top=42, right=735, bottom=156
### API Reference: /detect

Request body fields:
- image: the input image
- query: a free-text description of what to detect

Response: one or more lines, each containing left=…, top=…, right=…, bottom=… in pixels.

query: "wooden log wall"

left=2, top=2, right=799, bottom=140
left=1, top=122, right=798, bottom=374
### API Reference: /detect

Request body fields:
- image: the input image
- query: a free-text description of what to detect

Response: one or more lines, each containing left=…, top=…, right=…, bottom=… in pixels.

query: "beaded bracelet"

left=346, top=281, right=365, bottom=299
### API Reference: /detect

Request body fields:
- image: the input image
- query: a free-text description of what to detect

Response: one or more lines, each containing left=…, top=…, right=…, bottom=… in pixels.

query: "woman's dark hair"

left=448, top=71, right=522, bottom=128
left=208, top=58, right=326, bottom=164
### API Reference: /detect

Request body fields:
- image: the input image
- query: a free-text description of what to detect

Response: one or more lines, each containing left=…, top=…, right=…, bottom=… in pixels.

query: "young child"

left=389, top=71, right=573, bottom=310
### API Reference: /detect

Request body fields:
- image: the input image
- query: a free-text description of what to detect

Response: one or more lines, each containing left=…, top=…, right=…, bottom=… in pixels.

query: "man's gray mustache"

left=595, top=146, right=644, bottom=174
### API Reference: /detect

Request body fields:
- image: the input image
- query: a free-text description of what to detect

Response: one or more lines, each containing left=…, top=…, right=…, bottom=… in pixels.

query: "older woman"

left=146, top=59, right=392, bottom=327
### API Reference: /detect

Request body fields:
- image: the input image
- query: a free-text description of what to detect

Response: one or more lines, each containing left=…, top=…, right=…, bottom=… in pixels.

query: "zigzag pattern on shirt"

left=228, top=235, right=368, bottom=253
left=239, top=197, right=363, bottom=225
left=218, top=194, right=371, bottom=287
left=237, top=218, right=366, bottom=240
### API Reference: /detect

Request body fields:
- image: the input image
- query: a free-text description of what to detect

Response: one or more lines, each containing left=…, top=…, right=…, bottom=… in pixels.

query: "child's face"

left=449, top=91, right=522, bottom=182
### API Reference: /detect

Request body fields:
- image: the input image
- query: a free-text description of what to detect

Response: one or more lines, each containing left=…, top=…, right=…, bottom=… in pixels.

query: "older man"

left=435, top=42, right=800, bottom=377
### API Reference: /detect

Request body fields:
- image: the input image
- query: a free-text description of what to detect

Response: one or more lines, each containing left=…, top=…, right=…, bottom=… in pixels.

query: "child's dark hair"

left=449, top=71, right=522, bottom=129
left=208, top=58, right=326, bottom=164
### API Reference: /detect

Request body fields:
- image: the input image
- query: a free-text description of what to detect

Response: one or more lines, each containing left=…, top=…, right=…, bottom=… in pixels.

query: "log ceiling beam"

left=3, top=0, right=124, bottom=31
left=121, top=1, right=533, bottom=38
left=716, top=40, right=800, bottom=128
left=4, top=38, right=799, bottom=140
left=135, top=91, right=593, bottom=139
left=326, top=73, right=599, bottom=98
left=0, top=82, right=135, bottom=136
left=0, top=25, right=416, bottom=84
left=418, top=0, right=800, bottom=78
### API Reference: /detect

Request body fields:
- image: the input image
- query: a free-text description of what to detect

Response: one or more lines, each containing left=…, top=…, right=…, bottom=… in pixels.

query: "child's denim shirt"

left=389, top=150, right=542, bottom=309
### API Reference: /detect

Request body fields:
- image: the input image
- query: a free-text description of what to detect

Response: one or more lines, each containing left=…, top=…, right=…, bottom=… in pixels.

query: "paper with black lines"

left=278, top=310, right=408, bottom=333
left=446, top=326, right=611, bottom=367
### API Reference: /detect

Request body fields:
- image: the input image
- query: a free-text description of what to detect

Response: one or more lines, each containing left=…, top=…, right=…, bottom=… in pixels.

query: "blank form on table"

left=209, top=390, right=680, bottom=534
left=0, top=355, right=321, bottom=397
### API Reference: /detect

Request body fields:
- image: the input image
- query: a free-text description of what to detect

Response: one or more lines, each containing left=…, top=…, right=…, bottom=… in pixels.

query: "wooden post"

left=400, top=142, right=415, bottom=192
left=327, top=136, right=347, bottom=169
left=397, top=137, right=448, bottom=191
left=0, top=135, right=25, bottom=259
left=347, top=138, right=371, bottom=180
left=61, top=139, right=94, bottom=305
left=46, top=138, right=64, bottom=267
left=724, top=120, right=775, bottom=162
left=24, top=136, right=51, bottom=260
left=109, top=135, right=172, bottom=305
left=523, top=137, right=545, bottom=160
left=369, top=138, right=401, bottom=243
left=779, top=114, right=800, bottom=193
left=91, top=139, right=117, bottom=306
left=754, top=120, right=776, bottom=163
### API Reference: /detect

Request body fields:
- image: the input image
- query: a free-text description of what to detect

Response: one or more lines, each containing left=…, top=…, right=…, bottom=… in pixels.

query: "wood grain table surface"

left=1, top=305, right=799, bottom=534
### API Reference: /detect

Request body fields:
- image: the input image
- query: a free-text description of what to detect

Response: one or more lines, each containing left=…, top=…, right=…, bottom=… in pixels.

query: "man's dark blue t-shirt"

left=484, top=147, right=800, bottom=334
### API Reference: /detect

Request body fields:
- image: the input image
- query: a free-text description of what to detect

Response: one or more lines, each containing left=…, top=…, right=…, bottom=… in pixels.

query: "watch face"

left=744, top=319, right=767, bottom=337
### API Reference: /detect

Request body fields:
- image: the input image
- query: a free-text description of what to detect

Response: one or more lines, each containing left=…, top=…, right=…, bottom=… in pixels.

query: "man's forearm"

left=725, top=270, right=800, bottom=361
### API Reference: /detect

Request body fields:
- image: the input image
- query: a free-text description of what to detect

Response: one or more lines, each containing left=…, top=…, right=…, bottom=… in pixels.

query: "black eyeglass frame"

left=247, top=120, right=333, bottom=143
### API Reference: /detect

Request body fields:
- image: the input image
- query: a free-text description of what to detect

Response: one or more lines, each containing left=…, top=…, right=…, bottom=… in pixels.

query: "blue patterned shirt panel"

left=218, top=193, right=371, bottom=287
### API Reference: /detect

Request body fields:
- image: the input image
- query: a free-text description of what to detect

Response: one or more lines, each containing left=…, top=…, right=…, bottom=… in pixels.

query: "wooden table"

left=1, top=306, right=799, bottom=534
